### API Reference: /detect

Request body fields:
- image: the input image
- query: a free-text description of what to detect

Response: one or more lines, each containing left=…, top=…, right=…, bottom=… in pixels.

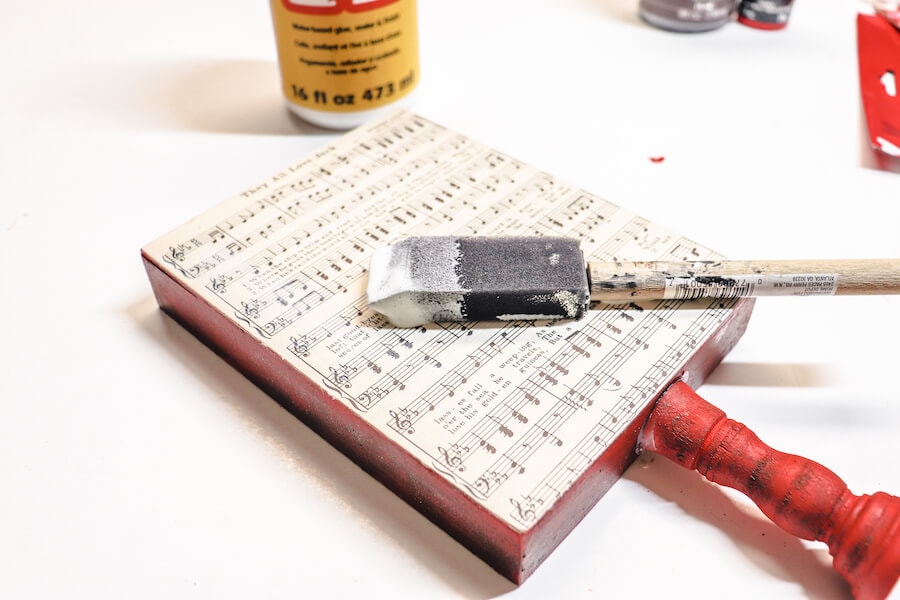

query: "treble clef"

left=168, top=245, right=185, bottom=262
left=210, top=276, right=226, bottom=293
left=510, top=497, right=537, bottom=523
left=241, top=301, right=259, bottom=319
left=438, top=446, right=465, bottom=472
left=389, top=410, right=414, bottom=434
left=329, top=365, right=351, bottom=388
left=289, top=335, right=309, bottom=356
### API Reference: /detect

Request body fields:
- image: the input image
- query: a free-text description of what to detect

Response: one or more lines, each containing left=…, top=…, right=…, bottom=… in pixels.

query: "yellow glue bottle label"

left=270, top=0, right=419, bottom=129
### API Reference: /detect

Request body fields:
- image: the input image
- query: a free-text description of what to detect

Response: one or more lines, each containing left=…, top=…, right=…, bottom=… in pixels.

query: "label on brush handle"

left=664, top=273, right=839, bottom=300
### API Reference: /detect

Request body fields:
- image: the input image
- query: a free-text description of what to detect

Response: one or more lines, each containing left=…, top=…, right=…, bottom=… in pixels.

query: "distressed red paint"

left=639, top=380, right=900, bottom=600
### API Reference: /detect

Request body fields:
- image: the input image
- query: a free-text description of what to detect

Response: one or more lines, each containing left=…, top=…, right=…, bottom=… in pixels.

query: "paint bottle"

left=736, top=0, right=794, bottom=30
left=269, top=0, right=419, bottom=130
left=639, top=0, right=737, bottom=32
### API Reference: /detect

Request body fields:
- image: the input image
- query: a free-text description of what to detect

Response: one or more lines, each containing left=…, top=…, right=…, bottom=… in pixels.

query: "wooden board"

left=141, top=111, right=754, bottom=582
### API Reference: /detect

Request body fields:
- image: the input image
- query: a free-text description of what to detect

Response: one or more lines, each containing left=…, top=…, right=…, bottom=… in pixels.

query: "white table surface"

left=2, top=1, right=898, bottom=598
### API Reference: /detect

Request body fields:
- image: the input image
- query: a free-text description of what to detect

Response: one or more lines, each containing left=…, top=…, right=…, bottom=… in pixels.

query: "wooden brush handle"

left=638, top=381, right=900, bottom=600
left=588, top=258, right=900, bottom=302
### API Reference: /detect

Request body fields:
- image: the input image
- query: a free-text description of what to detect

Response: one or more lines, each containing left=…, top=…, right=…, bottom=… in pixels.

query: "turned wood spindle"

left=638, top=380, right=900, bottom=600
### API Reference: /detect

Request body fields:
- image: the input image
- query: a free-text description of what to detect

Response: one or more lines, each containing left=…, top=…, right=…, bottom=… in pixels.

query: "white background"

left=2, top=1, right=899, bottom=598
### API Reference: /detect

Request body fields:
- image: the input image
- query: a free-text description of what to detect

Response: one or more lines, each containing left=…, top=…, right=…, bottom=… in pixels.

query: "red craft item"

left=641, top=380, right=900, bottom=600
left=858, top=10, right=900, bottom=167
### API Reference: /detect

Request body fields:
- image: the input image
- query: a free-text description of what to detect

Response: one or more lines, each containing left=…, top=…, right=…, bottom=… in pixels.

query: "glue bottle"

left=269, top=0, right=419, bottom=130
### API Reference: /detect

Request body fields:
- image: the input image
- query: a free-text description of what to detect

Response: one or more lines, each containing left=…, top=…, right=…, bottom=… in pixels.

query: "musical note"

left=537, top=371, right=558, bottom=386
left=489, top=416, right=514, bottom=438
left=570, top=343, right=589, bottom=358
left=274, top=285, right=294, bottom=306
left=519, top=388, right=541, bottom=406
left=479, top=439, right=497, bottom=454
left=548, top=361, right=569, bottom=376
left=565, top=388, right=593, bottom=410
left=539, top=427, right=564, bottom=447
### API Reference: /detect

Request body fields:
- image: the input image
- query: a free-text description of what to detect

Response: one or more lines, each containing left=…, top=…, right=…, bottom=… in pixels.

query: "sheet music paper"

left=143, top=111, right=739, bottom=532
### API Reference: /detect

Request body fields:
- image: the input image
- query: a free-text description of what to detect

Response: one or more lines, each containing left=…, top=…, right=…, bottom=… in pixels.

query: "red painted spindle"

left=638, top=380, right=900, bottom=600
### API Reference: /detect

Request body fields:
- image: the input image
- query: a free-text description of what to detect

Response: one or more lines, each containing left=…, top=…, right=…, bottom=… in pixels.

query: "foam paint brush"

left=366, top=235, right=900, bottom=327
left=366, top=235, right=900, bottom=598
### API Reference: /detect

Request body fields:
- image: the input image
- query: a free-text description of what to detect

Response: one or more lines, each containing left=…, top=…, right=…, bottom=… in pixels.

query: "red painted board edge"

left=141, top=249, right=754, bottom=583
